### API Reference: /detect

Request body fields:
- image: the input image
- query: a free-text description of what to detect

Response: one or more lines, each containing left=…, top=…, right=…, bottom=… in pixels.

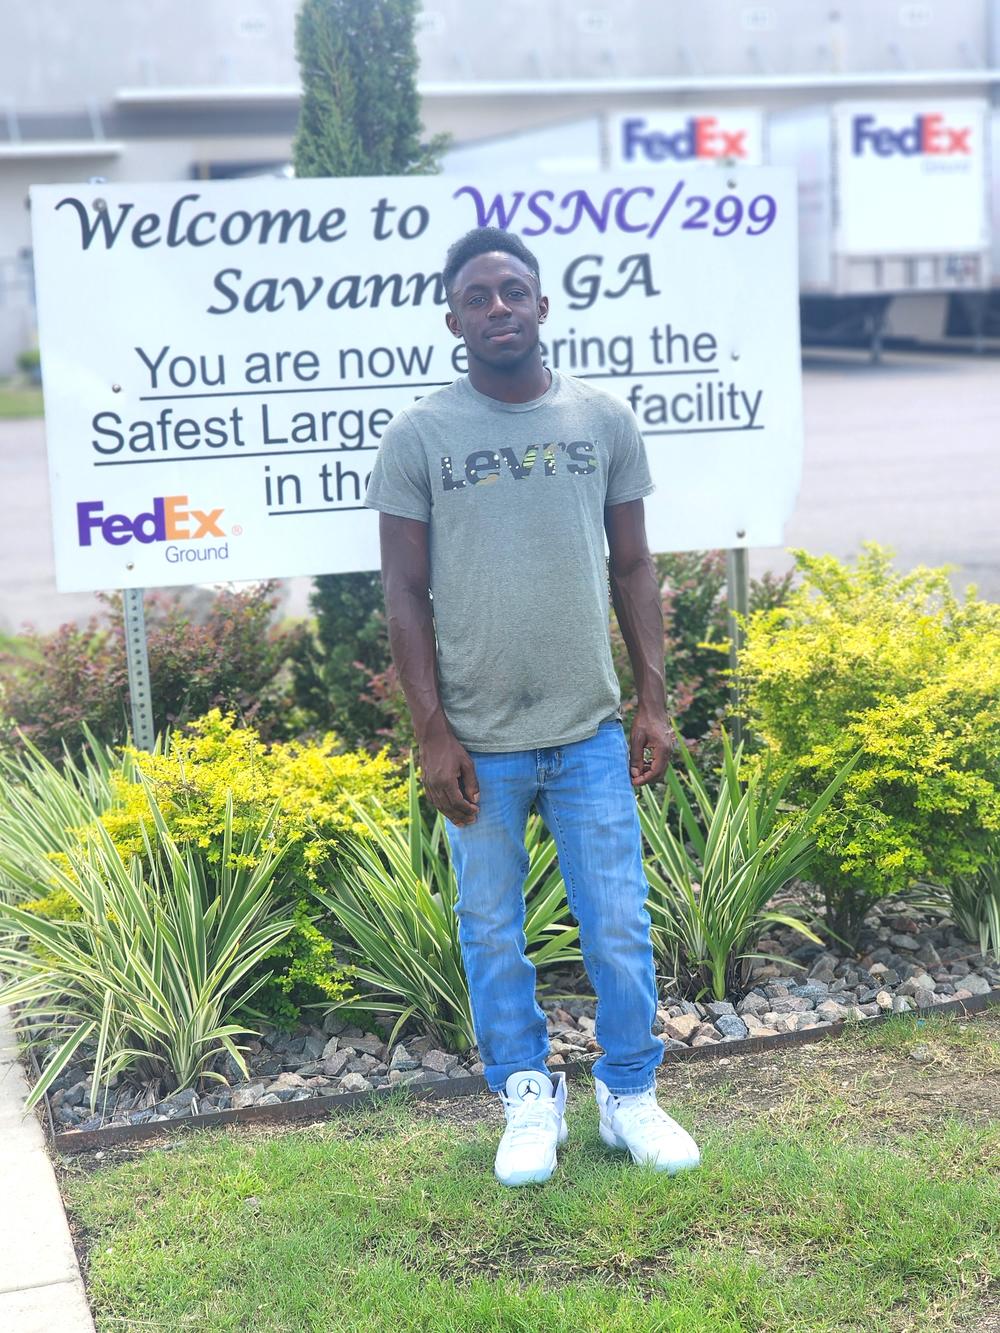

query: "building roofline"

left=111, top=68, right=1000, bottom=108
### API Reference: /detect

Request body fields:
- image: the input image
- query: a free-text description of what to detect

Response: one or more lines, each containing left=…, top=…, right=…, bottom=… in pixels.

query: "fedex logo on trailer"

left=852, top=112, right=973, bottom=157
left=612, top=111, right=763, bottom=167
left=621, top=116, right=749, bottom=162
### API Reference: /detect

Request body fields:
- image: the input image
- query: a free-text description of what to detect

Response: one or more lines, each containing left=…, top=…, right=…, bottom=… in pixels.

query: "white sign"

left=609, top=110, right=764, bottom=169
left=835, top=101, right=989, bottom=255
left=30, top=171, right=802, bottom=592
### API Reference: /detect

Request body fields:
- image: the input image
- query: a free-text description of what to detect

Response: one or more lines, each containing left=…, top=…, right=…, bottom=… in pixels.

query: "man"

left=365, top=226, right=701, bottom=1187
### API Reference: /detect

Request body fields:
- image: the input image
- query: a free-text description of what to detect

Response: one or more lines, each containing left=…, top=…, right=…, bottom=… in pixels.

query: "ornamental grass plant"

left=0, top=729, right=119, bottom=908
left=0, top=788, right=296, bottom=1111
left=639, top=730, right=858, bottom=1002
left=312, top=768, right=580, bottom=1050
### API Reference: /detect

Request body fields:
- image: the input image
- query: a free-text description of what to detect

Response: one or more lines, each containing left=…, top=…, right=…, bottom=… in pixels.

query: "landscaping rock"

left=422, top=1049, right=459, bottom=1074
left=257, top=1093, right=282, bottom=1106
left=61, top=1080, right=88, bottom=1109
left=714, top=1015, right=749, bottom=1040
left=321, top=1050, right=352, bottom=1079
left=704, top=1001, right=736, bottom=1018
left=338, top=1072, right=373, bottom=1094
left=662, top=1014, right=702, bottom=1042
left=270, top=1073, right=309, bottom=1092
left=889, top=933, right=921, bottom=951
left=769, top=996, right=815, bottom=1013
left=787, top=982, right=831, bottom=1004
left=875, top=990, right=895, bottom=1011
left=389, top=1044, right=419, bottom=1072
left=349, top=1034, right=387, bottom=1058
left=232, top=1082, right=266, bottom=1110
left=898, top=972, right=937, bottom=997
left=321, top=1036, right=340, bottom=1060
left=155, top=1089, right=197, bottom=1116
left=389, top=1069, right=430, bottom=1086
left=959, top=973, right=993, bottom=996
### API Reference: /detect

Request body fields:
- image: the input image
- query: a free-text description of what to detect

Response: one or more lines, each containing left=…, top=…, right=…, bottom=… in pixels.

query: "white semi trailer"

left=769, top=100, right=991, bottom=356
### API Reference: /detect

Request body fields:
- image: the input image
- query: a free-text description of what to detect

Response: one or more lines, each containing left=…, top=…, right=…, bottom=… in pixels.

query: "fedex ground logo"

left=77, top=495, right=225, bottom=547
left=617, top=113, right=759, bottom=165
left=852, top=113, right=973, bottom=157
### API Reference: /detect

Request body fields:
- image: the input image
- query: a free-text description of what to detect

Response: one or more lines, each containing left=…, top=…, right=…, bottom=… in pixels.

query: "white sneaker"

left=595, top=1078, right=701, bottom=1174
left=494, top=1070, right=568, bottom=1187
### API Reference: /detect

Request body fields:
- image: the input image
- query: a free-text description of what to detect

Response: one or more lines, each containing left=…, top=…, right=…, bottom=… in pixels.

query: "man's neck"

left=467, top=355, right=551, bottom=404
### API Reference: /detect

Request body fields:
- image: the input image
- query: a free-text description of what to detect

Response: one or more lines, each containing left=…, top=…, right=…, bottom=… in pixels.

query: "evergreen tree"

left=291, top=0, right=446, bottom=743
left=293, top=0, right=446, bottom=177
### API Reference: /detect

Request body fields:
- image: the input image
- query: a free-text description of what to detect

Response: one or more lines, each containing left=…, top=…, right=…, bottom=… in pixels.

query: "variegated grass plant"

left=950, top=839, right=1000, bottom=962
left=639, top=730, right=858, bottom=1003
left=311, top=768, right=580, bottom=1051
left=0, top=728, right=121, bottom=907
left=0, top=784, right=296, bottom=1112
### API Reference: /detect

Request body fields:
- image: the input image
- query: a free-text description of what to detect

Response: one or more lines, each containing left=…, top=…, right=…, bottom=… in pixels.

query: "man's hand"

left=420, top=732, right=480, bottom=825
left=628, top=708, right=674, bottom=787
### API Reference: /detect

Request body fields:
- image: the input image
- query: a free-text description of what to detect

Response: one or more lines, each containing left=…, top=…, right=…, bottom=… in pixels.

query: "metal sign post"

left=725, top=547, right=750, bottom=748
left=123, top=588, right=155, bottom=751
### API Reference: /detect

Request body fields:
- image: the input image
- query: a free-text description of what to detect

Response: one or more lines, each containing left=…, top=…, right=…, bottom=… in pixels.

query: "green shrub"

left=739, top=546, right=1000, bottom=948
left=291, top=573, right=391, bottom=747
left=85, top=709, right=406, bottom=1025
left=611, top=551, right=793, bottom=745
left=0, top=582, right=305, bottom=761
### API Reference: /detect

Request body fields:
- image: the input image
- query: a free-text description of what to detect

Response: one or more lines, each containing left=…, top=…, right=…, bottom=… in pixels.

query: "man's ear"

left=538, top=295, right=550, bottom=324
left=445, top=310, right=462, bottom=338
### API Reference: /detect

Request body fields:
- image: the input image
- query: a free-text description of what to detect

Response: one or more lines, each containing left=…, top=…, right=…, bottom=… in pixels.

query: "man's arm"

left=604, top=498, right=673, bottom=786
left=379, top=512, right=479, bottom=824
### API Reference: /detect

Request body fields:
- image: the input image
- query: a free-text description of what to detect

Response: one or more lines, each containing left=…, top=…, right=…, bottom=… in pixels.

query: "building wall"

left=1, top=0, right=997, bottom=370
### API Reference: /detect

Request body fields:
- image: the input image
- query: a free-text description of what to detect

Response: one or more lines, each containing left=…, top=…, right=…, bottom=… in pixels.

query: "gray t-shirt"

left=364, top=369, right=654, bottom=752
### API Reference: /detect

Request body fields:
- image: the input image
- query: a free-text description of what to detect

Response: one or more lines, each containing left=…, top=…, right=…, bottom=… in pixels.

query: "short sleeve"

left=606, top=405, right=655, bottom=506
left=364, top=410, right=431, bottom=522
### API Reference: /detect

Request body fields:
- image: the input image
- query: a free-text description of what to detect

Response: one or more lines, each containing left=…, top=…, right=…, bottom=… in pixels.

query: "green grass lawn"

left=61, top=1010, right=1000, bottom=1333
left=0, top=379, right=43, bottom=418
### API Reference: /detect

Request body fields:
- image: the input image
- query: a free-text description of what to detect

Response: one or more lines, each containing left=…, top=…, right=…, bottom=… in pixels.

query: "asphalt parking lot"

left=1, top=348, right=998, bottom=635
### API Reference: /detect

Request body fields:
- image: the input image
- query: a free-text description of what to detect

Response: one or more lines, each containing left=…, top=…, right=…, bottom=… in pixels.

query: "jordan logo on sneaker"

left=517, top=1077, right=542, bottom=1099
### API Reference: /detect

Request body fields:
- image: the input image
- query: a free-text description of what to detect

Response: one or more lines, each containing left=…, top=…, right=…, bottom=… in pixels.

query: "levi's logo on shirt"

left=440, top=441, right=597, bottom=490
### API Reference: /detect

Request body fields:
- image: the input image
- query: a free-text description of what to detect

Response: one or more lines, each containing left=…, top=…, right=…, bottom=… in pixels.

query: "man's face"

left=445, top=251, right=548, bottom=371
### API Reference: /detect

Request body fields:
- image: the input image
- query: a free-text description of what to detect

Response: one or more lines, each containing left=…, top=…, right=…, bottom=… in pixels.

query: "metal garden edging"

left=38, top=986, right=1000, bottom=1156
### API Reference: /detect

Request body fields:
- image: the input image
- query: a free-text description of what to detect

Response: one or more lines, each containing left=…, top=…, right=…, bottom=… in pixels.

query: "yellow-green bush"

left=94, top=709, right=403, bottom=874
left=740, top=546, right=1000, bottom=947
left=77, top=710, right=406, bottom=1025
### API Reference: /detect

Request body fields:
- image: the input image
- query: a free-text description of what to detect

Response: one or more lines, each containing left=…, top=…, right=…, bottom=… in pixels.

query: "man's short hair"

left=442, top=227, right=541, bottom=299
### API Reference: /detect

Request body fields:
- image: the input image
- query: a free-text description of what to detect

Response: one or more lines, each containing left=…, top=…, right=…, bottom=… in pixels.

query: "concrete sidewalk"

left=0, top=1007, right=96, bottom=1332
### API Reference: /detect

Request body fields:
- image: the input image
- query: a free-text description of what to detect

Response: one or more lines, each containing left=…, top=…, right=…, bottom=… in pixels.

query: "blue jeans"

left=445, top=719, right=664, bottom=1096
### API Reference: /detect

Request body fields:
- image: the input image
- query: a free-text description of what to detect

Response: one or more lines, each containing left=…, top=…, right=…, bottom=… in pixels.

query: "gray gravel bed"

left=46, top=897, right=1000, bottom=1132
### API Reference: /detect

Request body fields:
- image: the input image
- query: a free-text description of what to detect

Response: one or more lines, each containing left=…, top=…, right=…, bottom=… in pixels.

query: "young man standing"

left=365, top=226, right=701, bottom=1187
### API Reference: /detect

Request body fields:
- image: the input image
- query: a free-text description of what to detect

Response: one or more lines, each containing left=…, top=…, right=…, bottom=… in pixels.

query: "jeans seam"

left=546, top=802, right=579, bottom=919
